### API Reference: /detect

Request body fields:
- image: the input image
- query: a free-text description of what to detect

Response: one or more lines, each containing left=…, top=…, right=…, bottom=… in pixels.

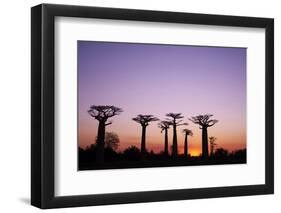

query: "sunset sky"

left=78, top=41, right=246, bottom=156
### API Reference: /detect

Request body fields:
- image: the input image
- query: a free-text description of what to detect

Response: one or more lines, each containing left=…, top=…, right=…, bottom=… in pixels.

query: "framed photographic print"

left=31, top=3, right=274, bottom=209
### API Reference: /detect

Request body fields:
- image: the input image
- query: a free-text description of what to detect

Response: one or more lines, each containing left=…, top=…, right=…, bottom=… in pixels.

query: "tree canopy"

left=166, top=113, right=188, bottom=126
left=132, top=114, right=159, bottom=126
left=158, top=120, right=173, bottom=132
left=88, top=105, right=123, bottom=123
left=189, top=114, right=218, bottom=128
left=182, top=128, right=193, bottom=136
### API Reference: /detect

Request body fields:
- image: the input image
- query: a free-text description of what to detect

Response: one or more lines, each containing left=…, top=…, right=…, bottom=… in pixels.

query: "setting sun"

left=189, top=149, right=201, bottom=157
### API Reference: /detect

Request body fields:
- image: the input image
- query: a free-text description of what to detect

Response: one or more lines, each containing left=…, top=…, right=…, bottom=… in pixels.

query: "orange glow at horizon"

left=189, top=149, right=201, bottom=157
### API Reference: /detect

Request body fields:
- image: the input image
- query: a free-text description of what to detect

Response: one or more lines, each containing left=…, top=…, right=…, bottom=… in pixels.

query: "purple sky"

left=78, top=41, right=246, bottom=155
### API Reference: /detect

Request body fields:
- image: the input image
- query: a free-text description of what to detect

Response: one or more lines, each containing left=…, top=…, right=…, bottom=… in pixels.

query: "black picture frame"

left=31, top=3, right=274, bottom=209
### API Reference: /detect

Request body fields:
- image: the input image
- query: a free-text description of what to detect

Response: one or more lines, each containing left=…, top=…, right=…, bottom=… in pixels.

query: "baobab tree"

left=158, top=120, right=172, bottom=156
left=166, top=113, right=187, bottom=158
left=182, top=129, right=193, bottom=158
left=189, top=114, right=218, bottom=159
left=132, top=114, right=159, bottom=158
left=88, top=105, right=123, bottom=163
left=209, top=136, right=217, bottom=156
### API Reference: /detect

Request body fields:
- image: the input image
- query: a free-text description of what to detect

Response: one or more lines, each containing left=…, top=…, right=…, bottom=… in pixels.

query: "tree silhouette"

left=166, top=113, right=187, bottom=158
left=88, top=105, right=123, bottom=163
left=189, top=114, right=218, bottom=159
left=209, top=136, right=217, bottom=156
left=158, top=121, right=173, bottom=156
left=105, top=132, right=120, bottom=151
left=132, top=115, right=159, bottom=158
left=182, top=129, right=193, bottom=158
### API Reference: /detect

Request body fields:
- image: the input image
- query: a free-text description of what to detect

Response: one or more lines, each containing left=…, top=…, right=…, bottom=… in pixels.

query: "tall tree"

left=189, top=114, right=218, bottom=159
left=132, top=114, right=159, bottom=158
left=166, top=113, right=187, bottom=158
left=88, top=105, right=123, bottom=163
left=158, top=121, right=173, bottom=156
left=182, top=129, right=193, bottom=158
left=209, top=136, right=217, bottom=156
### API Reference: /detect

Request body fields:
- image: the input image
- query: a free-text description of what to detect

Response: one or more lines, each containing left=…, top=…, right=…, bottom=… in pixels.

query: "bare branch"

left=206, top=119, right=218, bottom=127
left=105, top=121, right=113, bottom=126
left=176, top=121, right=188, bottom=126
left=132, top=114, right=159, bottom=126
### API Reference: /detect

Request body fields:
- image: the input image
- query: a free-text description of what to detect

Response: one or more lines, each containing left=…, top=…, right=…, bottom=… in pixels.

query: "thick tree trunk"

left=184, top=134, right=188, bottom=158
left=202, top=127, right=208, bottom=159
left=172, top=124, right=178, bottom=158
left=164, top=129, right=168, bottom=156
left=141, top=125, right=147, bottom=158
left=96, top=121, right=105, bottom=163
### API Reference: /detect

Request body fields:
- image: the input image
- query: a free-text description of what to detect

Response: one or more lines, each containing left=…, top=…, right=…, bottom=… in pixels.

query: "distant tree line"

left=79, top=142, right=246, bottom=169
